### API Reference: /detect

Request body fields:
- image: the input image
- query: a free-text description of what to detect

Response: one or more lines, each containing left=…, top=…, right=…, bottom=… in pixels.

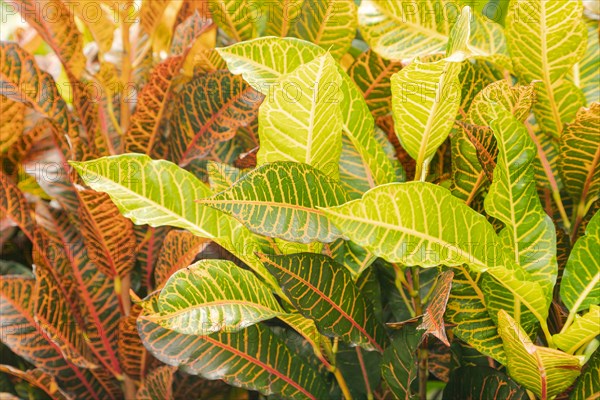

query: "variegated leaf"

left=170, top=71, right=262, bottom=166
left=217, top=37, right=398, bottom=187
left=77, top=190, right=137, bottom=278
left=148, top=260, right=284, bottom=335
left=497, top=310, right=581, bottom=399
left=257, top=54, right=343, bottom=178
left=138, top=296, right=330, bottom=399
left=201, top=162, right=349, bottom=243
left=506, top=0, right=587, bottom=136
left=259, top=253, right=386, bottom=352
left=289, top=0, right=357, bottom=59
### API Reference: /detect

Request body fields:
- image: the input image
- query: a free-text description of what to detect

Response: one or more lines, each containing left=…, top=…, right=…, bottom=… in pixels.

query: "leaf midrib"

left=325, top=208, right=488, bottom=269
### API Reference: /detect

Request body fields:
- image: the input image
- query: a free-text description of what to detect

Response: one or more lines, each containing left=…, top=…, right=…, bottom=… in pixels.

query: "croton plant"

left=0, top=0, right=598, bottom=399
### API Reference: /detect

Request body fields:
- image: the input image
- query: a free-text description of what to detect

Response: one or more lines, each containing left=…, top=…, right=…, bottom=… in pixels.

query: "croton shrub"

left=0, top=0, right=598, bottom=399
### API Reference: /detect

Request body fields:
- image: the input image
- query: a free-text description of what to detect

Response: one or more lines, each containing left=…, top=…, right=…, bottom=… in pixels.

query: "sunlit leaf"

left=322, top=182, right=505, bottom=270
left=553, top=305, right=600, bottom=354
left=147, top=259, right=284, bottom=335
left=70, top=154, right=279, bottom=292
left=560, top=210, right=600, bottom=313
left=259, top=253, right=385, bottom=352
left=358, top=1, right=507, bottom=61
left=483, top=106, right=557, bottom=298
left=497, top=310, right=581, bottom=399
left=289, top=0, right=357, bottom=59
left=217, top=37, right=398, bottom=187
left=390, top=56, right=463, bottom=177
left=506, top=0, right=587, bottom=136
left=202, top=162, right=349, bottom=243
left=256, top=54, right=343, bottom=178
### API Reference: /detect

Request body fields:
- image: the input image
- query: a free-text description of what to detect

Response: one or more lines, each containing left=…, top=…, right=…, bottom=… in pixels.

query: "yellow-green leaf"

left=497, top=310, right=581, bottom=399
left=257, top=54, right=343, bottom=178
left=148, top=260, right=284, bottom=335
left=553, top=305, right=600, bottom=354
left=201, top=162, right=349, bottom=243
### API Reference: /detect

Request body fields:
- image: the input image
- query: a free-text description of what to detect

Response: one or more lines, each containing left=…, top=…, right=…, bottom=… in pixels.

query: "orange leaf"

left=153, top=230, right=208, bottom=288
left=418, top=270, right=454, bottom=346
left=7, top=0, right=85, bottom=78
left=169, top=71, right=262, bottom=166
left=78, top=190, right=137, bottom=278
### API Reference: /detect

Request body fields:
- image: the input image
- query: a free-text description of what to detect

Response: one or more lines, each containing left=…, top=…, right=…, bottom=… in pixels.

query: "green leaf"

left=335, top=344, right=382, bottom=399
left=208, top=0, right=259, bottom=41
left=256, top=54, right=343, bottom=177
left=357, top=0, right=449, bottom=60
left=381, top=324, right=422, bottom=400
left=260, top=0, right=303, bottom=37
left=259, top=253, right=386, bottom=352
left=506, top=0, right=587, bottom=136
left=70, top=154, right=217, bottom=237
left=138, top=296, right=330, bottom=399
left=206, top=161, right=246, bottom=193
left=146, top=260, right=284, bottom=335
left=217, top=37, right=398, bottom=187
left=446, top=266, right=506, bottom=364
left=442, top=366, right=528, bottom=400
left=278, top=312, right=333, bottom=363
left=289, top=0, right=357, bottom=59
left=559, top=103, right=600, bottom=210
left=570, top=347, right=600, bottom=400
left=553, top=305, right=600, bottom=354
left=358, top=1, right=507, bottom=61
left=447, top=6, right=511, bottom=67
left=201, top=162, right=349, bottom=243
left=497, top=310, right=581, bottom=399
left=560, top=210, right=600, bottom=313
left=69, top=154, right=279, bottom=292
left=322, top=182, right=505, bottom=270
left=574, top=18, right=600, bottom=105
left=483, top=106, right=557, bottom=298
left=390, top=56, right=463, bottom=177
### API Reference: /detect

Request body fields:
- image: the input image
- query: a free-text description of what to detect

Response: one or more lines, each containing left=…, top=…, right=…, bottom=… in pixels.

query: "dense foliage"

left=0, top=0, right=598, bottom=399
